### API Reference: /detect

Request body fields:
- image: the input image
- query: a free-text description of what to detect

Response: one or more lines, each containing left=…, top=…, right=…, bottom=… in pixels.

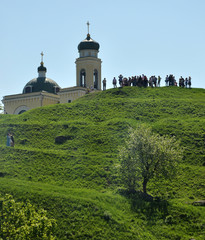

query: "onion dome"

left=78, top=33, right=100, bottom=51
left=38, top=62, right=47, bottom=72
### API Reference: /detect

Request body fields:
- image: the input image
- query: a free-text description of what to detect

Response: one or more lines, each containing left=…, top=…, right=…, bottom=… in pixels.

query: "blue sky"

left=1, top=0, right=205, bottom=104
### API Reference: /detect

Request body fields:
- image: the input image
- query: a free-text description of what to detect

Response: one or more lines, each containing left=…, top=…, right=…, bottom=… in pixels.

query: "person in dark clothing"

left=188, top=76, right=192, bottom=88
left=10, top=134, right=14, bottom=147
left=102, top=78, right=106, bottom=91
left=158, top=76, right=161, bottom=87
left=113, top=77, right=117, bottom=88
left=118, top=74, right=123, bottom=87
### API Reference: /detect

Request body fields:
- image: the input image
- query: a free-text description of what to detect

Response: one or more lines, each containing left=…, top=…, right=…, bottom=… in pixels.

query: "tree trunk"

left=143, top=178, right=148, bottom=194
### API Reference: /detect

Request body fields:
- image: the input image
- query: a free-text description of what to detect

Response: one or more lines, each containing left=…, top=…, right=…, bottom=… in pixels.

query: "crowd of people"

left=109, top=74, right=192, bottom=89
left=164, top=74, right=192, bottom=88
left=6, top=132, right=14, bottom=147
left=178, top=76, right=192, bottom=88
left=91, top=74, right=192, bottom=92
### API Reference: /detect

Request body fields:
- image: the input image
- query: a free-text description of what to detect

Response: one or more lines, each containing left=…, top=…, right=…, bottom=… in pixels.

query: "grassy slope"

left=0, top=87, right=205, bottom=239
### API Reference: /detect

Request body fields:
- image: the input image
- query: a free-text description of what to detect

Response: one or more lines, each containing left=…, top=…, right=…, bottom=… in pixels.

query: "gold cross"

left=41, top=51, right=44, bottom=62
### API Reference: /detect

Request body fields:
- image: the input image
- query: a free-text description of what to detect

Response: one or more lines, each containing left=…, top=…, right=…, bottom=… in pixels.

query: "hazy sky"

left=1, top=0, right=205, bottom=104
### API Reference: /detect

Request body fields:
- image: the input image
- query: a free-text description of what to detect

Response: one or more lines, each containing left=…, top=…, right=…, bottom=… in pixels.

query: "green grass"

left=0, top=86, right=205, bottom=239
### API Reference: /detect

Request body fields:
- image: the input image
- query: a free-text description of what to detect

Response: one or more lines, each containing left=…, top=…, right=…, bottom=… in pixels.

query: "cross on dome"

left=87, top=21, right=90, bottom=34
left=38, top=51, right=47, bottom=75
left=41, top=51, right=44, bottom=64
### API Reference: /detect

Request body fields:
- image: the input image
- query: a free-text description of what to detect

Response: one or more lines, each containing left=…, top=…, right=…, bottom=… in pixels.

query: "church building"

left=2, top=24, right=102, bottom=114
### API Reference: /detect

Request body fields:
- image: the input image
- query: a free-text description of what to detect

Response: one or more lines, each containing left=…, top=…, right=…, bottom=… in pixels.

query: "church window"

left=94, top=69, right=98, bottom=89
left=18, top=110, right=26, bottom=114
left=54, top=87, right=60, bottom=94
left=24, top=86, right=32, bottom=93
left=80, top=69, right=86, bottom=87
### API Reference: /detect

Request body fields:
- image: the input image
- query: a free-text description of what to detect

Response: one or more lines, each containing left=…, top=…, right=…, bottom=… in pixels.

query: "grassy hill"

left=0, top=86, right=205, bottom=239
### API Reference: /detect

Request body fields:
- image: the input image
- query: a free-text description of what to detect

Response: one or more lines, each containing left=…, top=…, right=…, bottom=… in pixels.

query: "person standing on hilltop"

left=102, top=78, right=106, bottom=91
left=158, top=76, right=161, bottom=87
left=165, top=75, right=169, bottom=86
left=118, top=74, right=123, bottom=87
left=153, top=76, right=157, bottom=87
left=112, top=77, right=117, bottom=88
left=188, top=76, right=192, bottom=88
left=185, top=78, right=188, bottom=88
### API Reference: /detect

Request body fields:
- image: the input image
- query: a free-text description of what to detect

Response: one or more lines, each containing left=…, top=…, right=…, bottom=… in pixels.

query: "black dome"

left=23, top=77, right=60, bottom=94
left=38, top=62, right=47, bottom=72
left=78, top=34, right=100, bottom=51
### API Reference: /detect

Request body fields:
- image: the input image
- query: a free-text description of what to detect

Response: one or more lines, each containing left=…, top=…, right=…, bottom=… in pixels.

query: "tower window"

left=80, top=69, right=86, bottom=87
left=94, top=69, right=98, bottom=89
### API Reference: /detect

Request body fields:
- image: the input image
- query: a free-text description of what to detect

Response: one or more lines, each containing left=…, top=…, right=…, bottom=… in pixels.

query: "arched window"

left=54, top=87, right=60, bottom=94
left=14, top=106, right=30, bottom=115
left=93, top=69, right=98, bottom=89
left=80, top=69, right=86, bottom=87
left=18, top=110, right=26, bottom=114
left=24, top=86, right=32, bottom=93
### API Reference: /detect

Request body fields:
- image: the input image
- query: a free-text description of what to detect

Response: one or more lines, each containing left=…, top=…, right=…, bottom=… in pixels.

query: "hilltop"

left=0, top=87, right=205, bottom=239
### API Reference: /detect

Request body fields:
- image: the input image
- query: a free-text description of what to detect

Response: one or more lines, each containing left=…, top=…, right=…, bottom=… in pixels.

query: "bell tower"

left=75, top=22, right=101, bottom=90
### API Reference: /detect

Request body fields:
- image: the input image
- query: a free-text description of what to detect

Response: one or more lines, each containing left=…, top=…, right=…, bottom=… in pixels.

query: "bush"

left=0, top=194, right=56, bottom=240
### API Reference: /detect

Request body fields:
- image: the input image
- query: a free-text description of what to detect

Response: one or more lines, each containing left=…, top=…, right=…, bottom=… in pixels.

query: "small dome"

left=38, top=62, right=47, bottom=72
left=23, top=77, right=60, bottom=94
left=78, top=34, right=100, bottom=51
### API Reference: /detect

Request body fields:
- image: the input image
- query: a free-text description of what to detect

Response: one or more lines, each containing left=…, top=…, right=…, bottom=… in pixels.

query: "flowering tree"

left=0, top=194, right=56, bottom=240
left=119, top=125, right=183, bottom=194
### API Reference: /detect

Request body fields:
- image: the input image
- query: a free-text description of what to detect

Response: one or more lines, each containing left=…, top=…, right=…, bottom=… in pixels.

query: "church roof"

left=23, top=58, right=61, bottom=94
left=78, top=34, right=100, bottom=51
left=23, top=77, right=60, bottom=94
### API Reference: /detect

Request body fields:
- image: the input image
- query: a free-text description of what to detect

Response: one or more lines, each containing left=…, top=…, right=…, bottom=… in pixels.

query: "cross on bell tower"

left=75, top=23, right=102, bottom=90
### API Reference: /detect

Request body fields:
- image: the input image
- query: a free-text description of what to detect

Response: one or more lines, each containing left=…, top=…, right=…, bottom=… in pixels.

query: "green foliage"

left=0, top=194, right=56, bottom=240
left=0, top=87, right=204, bottom=239
left=119, top=125, right=183, bottom=194
left=0, top=104, right=3, bottom=114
